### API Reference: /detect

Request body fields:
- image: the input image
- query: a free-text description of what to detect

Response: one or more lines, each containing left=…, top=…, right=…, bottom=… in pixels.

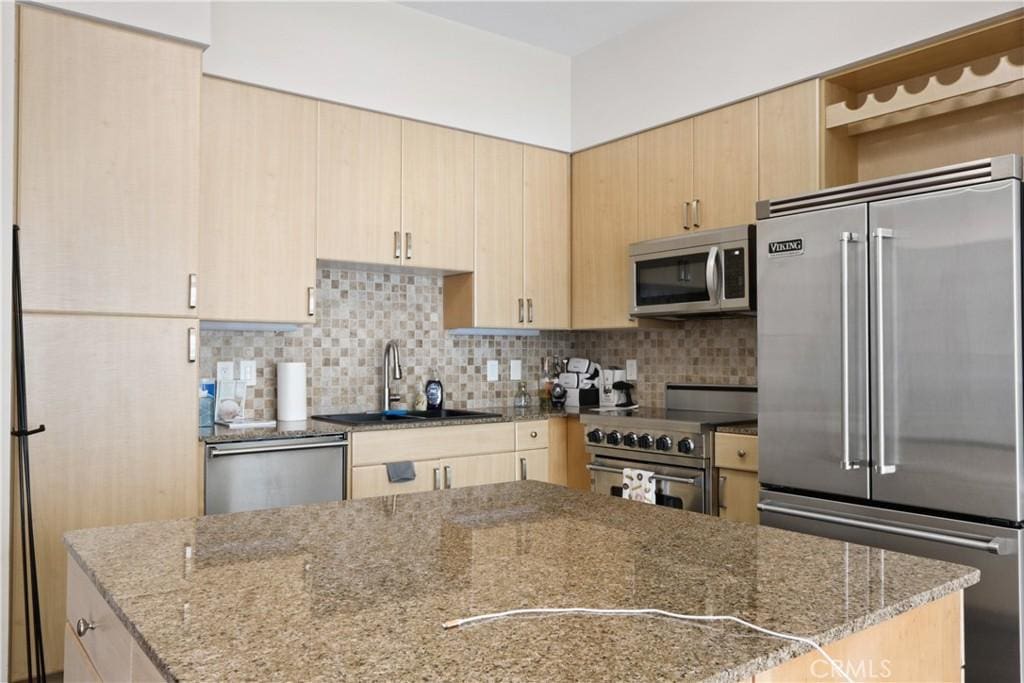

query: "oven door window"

left=635, top=252, right=711, bottom=306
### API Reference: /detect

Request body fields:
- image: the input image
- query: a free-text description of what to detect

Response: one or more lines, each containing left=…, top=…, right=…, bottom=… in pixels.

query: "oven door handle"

left=586, top=463, right=700, bottom=486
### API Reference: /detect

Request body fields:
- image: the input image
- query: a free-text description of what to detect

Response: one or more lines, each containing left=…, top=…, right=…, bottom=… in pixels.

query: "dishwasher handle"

left=208, top=440, right=347, bottom=458
left=757, top=501, right=1016, bottom=555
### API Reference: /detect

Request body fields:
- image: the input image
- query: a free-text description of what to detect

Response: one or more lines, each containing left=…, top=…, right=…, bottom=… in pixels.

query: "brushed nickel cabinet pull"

left=444, top=464, right=453, bottom=489
left=520, top=457, right=528, bottom=481
left=718, top=475, right=727, bottom=510
left=530, top=431, right=538, bottom=438
left=433, top=467, right=441, bottom=491
left=394, top=231, right=402, bottom=259
left=684, top=201, right=691, bottom=230
left=737, top=449, right=747, bottom=458
left=188, top=273, right=198, bottom=309
left=527, top=298, right=534, bottom=324
left=187, top=327, right=197, bottom=362
left=405, top=232, right=412, bottom=260
left=76, top=618, right=96, bottom=637
left=307, top=287, right=316, bottom=317
left=518, top=298, right=525, bottom=323
left=692, top=198, right=701, bottom=228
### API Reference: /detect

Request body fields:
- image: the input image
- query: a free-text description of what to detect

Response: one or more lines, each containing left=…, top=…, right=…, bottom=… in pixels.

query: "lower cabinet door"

left=351, top=460, right=441, bottom=499
left=63, top=623, right=101, bottom=683
left=515, top=448, right=550, bottom=483
left=718, top=468, right=760, bottom=524
left=442, top=452, right=515, bottom=489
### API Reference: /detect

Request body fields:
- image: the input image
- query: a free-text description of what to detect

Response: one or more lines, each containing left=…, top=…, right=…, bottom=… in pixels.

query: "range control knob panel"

left=623, top=432, right=639, bottom=448
left=638, top=433, right=654, bottom=449
left=678, top=437, right=696, bottom=454
left=586, top=428, right=605, bottom=444
left=605, top=430, right=622, bottom=446
left=655, top=435, right=673, bottom=451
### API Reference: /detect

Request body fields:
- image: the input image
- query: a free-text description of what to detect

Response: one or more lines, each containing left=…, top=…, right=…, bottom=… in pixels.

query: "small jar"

left=514, top=381, right=531, bottom=409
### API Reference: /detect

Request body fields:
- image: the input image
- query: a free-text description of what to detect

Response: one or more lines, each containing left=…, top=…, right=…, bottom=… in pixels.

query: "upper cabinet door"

left=638, top=118, right=694, bottom=240
left=473, top=136, right=524, bottom=328
left=693, top=99, right=759, bottom=229
left=17, top=6, right=200, bottom=316
left=317, top=103, right=402, bottom=266
left=759, top=81, right=821, bottom=200
left=402, top=121, right=474, bottom=272
left=571, top=136, right=638, bottom=330
left=524, top=147, right=571, bottom=329
left=200, top=77, right=317, bottom=323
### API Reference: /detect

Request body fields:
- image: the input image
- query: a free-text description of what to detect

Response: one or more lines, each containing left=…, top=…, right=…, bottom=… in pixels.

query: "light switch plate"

left=216, top=361, right=235, bottom=382
left=510, top=359, right=522, bottom=381
left=626, top=359, right=638, bottom=381
left=239, top=360, right=257, bottom=387
left=487, top=360, right=499, bottom=382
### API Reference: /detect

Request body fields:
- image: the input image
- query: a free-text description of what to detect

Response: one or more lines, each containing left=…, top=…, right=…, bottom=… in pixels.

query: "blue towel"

left=385, top=461, right=416, bottom=483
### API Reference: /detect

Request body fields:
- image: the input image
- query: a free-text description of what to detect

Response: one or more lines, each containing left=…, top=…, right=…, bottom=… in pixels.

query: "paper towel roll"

left=277, top=362, right=307, bottom=422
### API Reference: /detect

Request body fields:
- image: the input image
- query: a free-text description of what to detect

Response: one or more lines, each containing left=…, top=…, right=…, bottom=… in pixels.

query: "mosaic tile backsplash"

left=199, top=265, right=757, bottom=420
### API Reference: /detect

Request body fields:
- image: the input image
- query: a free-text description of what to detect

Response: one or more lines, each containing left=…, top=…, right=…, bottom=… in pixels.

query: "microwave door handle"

left=705, top=246, right=720, bottom=303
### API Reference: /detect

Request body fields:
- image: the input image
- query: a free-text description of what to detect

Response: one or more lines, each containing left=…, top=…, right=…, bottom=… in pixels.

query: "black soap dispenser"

left=425, top=370, right=444, bottom=411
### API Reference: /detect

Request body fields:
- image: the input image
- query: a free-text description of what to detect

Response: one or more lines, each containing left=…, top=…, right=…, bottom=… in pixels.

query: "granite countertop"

left=716, top=421, right=758, bottom=436
left=199, top=405, right=578, bottom=444
left=65, top=482, right=978, bottom=682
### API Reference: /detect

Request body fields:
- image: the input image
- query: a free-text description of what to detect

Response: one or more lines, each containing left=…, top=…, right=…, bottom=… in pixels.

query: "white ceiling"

left=398, top=1, right=692, bottom=56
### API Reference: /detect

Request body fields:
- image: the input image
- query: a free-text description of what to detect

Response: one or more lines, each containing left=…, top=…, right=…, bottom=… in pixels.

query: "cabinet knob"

left=530, top=431, right=538, bottom=438
left=737, top=450, right=747, bottom=458
left=76, top=617, right=96, bottom=637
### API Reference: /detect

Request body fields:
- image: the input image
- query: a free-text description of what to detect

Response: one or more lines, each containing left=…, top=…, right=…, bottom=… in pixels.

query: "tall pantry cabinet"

left=12, top=7, right=201, bottom=679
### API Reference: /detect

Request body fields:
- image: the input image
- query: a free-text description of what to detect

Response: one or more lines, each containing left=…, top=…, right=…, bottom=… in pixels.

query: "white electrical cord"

left=442, top=607, right=854, bottom=683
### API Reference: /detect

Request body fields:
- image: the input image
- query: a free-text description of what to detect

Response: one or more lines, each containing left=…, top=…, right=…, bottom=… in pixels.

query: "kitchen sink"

left=312, top=409, right=500, bottom=425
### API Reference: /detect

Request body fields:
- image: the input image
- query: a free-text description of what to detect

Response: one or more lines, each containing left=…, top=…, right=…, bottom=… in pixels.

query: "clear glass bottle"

left=514, top=381, right=531, bottom=409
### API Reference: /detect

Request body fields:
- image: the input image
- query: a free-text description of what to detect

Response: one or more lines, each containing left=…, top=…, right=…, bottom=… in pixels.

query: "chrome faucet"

left=382, top=340, right=403, bottom=411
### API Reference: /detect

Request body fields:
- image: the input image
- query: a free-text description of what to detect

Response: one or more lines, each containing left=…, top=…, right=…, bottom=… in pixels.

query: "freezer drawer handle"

left=586, top=463, right=699, bottom=486
left=839, top=231, right=863, bottom=471
left=208, top=442, right=345, bottom=458
left=873, top=228, right=895, bottom=474
left=757, top=501, right=1015, bottom=555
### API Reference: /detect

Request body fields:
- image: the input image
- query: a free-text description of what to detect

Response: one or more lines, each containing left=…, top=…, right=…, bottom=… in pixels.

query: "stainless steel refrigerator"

left=755, top=155, right=1024, bottom=681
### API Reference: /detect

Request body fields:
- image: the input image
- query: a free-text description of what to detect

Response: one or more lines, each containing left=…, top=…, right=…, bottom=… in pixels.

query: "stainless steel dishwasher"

left=204, top=434, right=348, bottom=514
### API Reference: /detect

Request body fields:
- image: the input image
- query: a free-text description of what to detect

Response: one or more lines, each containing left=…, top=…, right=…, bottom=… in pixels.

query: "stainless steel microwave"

left=629, top=224, right=756, bottom=318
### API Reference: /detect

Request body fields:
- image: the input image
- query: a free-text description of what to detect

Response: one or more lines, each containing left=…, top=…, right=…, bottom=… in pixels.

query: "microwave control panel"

left=723, top=247, right=746, bottom=300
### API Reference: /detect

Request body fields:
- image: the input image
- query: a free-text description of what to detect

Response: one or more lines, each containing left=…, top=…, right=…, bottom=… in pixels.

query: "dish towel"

left=385, top=461, right=416, bottom=483
left=622, top=468, right=656, bottom=504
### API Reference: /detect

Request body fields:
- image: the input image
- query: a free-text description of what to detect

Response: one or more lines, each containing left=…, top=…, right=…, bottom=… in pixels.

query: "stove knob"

left=623, top=432, right=638, bottom=448
left=586, top=428, right=605, bottom=444
left=656, top=435, right=673, bottom=451
left=678, top=438, right=695, bottom=454
left=606, top=430, right=622, bottom=446
left=638, top=433, right=654, bottom=449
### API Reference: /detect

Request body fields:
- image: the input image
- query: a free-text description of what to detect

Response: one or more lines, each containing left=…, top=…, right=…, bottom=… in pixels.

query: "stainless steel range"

left=581, top=385, right=756, bottom=514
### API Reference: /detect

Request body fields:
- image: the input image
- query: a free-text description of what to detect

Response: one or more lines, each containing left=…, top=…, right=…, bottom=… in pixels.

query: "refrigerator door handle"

left=873, top=228, right=895, bottom=474
left=757, top=501, right=1016, bottom=555
left=705, top=246, right=720, bottom=303
left=840, top=231, right=862, bottom=470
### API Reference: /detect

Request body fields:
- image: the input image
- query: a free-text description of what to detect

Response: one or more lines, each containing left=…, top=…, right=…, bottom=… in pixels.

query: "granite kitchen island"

left=63, top=481, right=977, bottom=682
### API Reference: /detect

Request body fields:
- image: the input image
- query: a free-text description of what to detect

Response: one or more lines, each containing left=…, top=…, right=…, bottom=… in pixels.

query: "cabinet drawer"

left=66, top=556, right=132, bottom=683
left=351, top=461, right=441, bottom=499
left=63, top=623, right=101, bottom=683
left=715, top=433, right=758, bottom=472
left=351, top=422, right=515, bottom=466
left=130, top=640, right=165, bottom=682
left=515, top=420, right=548, bottom=450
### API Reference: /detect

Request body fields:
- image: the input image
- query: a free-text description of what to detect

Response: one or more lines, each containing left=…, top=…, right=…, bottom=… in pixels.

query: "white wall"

left=571, top=1, right=1021, bottom=150
left=203, top=1, right=572, bottom=150
left=31, top=0, right=211, bottom=44
left=1, top=1, right=14, bottom=676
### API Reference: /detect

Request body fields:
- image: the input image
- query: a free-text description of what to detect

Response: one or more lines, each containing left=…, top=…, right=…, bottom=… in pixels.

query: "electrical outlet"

left=216, top=361, right=235, bottom=382
left=510, top=359, right=522, bottom=381
left=239, top=360, right=257, bottom=387
left=486, top=360, right=499, bottom=382
left=626, top=359, right=638, bottom=381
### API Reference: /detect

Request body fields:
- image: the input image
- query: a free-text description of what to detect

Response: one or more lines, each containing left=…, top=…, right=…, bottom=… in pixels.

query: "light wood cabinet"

left=442, top=452, right=516, bottom=489
left=715, top=432, right=759, bottom=524
left=638, top=118, right=694, bottom=240
left=401, top=120, right=475, bottom=271
left=566, top=416, right=591, bottom=491
left=63, top=624, right=101, bottom=683
left=200, top=76, right=317, bottom=323
left=16, top=6, right=200, bottom=317
left=515, top=449, right=550, bottom=483
left=317, top=102, right=402, bottom=266
left=547, top=417, right=569, bottom=486
left=351, top=460, right=442, bottom=499
left=12, top=315, right=198, bottom=680
left=351, top=422, right=515, bottom=466
left=571, top=136, right=639, bottom=329
left=515, top=419, right=551, bottom=483
left=758, top=81, right=821, bottom=200
left=523, top=146, right=571, bottom=329
left=693, top=99, right=759, bottom=229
